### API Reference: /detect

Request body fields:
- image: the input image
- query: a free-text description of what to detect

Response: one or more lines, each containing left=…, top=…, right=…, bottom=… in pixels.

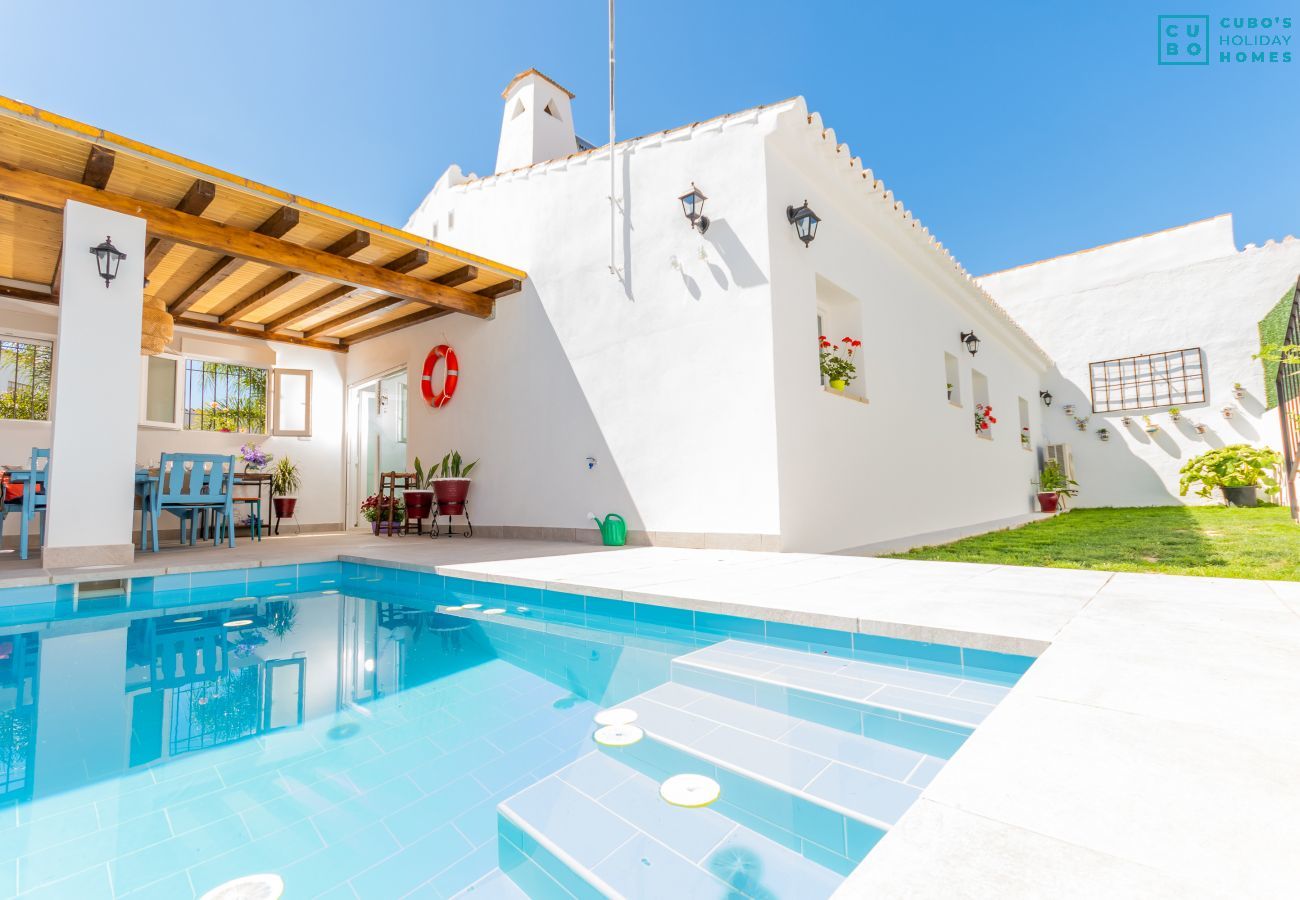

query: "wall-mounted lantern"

left=89, top=236, right=126, bottom=288
left=678, top=184, right=710, bottom=234
left=786, top=200, right=819, bottom=247
left=1039, top=390, right=1053, bottom=407
left=960, top=330, right=980, bottom=357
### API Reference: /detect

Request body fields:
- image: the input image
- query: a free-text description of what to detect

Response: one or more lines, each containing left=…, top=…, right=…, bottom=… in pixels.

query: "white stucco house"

left=0, top=69, right=1296, bottom=564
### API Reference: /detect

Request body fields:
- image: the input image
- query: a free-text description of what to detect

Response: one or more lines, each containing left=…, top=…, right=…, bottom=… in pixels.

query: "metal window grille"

left=1088, top=348, right=1205, bottom=413
left=0, top=336, right=52, bottom=421
left=1275, top=277, right=1300, bottom=522
left=184, top=360, right=268, bottom=433
left=169, top=668, right=261, bottom=755
left=0, top=632, right=40, bottom=801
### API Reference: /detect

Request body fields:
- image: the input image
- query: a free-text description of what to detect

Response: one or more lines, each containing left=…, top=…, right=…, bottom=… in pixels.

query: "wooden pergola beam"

left=143, top=179, right=217, bottom=276
left=168, top=205, right=299, bottom=314
left=0, top=284, right=58, bottom=306
left=80, top=146, right=115, bottom=190
left=264, top=249, right=431, bottom=333
left=342, top=305, right=452, bottom=345
left=477, top=278, right=522, bottom=299
left=302, top=263, right=477, bottom=339
left=0, top=163, right=494, bottom=318
left=217, top=229, right=370, bottom=325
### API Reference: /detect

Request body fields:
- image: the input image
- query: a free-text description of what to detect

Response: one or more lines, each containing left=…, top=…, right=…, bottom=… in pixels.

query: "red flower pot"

left=272, top=497, right=297, bottom=518
left=403, top=490, right=433, bottom=520
left=1037, top=492, right=1059, bottom=513
left=433, top=478, right=471, bottom=515
left=371, top=520, right=402, bottom=535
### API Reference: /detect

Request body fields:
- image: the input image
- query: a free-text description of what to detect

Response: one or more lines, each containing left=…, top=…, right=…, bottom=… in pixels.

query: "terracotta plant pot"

left=433, top=478, right=471, bottom=515
left=1037, top=492, right=1060, bottom=513
left=273, top=497, right=297, bottom=518
left=403, top=490, right=433, bottom=520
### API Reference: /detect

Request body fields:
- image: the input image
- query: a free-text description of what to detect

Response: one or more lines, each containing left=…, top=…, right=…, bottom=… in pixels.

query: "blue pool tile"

left=278, top=822, right=401, bottom=897
left=424, top=841, right=498, bottom=898
left=188, top=819, right=324, bottom=895
left=634, top=602, right=693, bottom=631
left=963, top=647, right=1037, bottom=676
left=18, top=810, right=171, bottom=893
left=846, top=818, right=887, bottom=858
left=498, top=830, right=581, bottom=900
left=139, top=573, right=190, bottom=593
left=351, top=824, right=474, bottom=898
left=786, top=691, right=863, bottom=733
left=861, top=712, right=968, bottom=759
left=472, top=579, right=507, bottom=600
left=598, top=773, right=734, bottom=862
left=190, top=567, right=249, bottom=589
left=765, top=621, right=853, bottom=649
left=110, top=813, right=252, bottom=894
left=117, top=871, right=193, bottom=900
left=246, top=564, right=298, bottom=594
left=595, top=831, right=729, bottom=896
left=501, top=778, right=635, bottom=868
left=504, top=584, right=542, bottom=606
left=712, top=768, right=798, bottom=833
left=298, top=561, right=343, bottom=590
left=707, top=828, right=843, bottom=899
left=805, top=763, right=920, bottom=826
left=792, top=795, right=848, bottom=855
left=695, top=611, right=765, bottom=638
left=18, top=864, right=113, bottom=900
left=801, top=839, right=858, bottom=876
left=852, top=633, right=961, bottom=666
left=584, top=596, right=633, bottom=620
left=384, top=776, right=489, bottom=846
left=540, top=588, right=584, bottom=613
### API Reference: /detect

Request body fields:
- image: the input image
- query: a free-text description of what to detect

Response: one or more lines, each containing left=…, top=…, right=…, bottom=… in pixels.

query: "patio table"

left=233, top=471, right=277, bottom=534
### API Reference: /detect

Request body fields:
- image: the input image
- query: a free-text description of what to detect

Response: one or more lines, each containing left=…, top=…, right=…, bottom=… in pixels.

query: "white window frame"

left=138, top=352, right=184, bottom=429
left=271, top=367, right=313, bottom=437
left=0, top=331, right=55, bottom=423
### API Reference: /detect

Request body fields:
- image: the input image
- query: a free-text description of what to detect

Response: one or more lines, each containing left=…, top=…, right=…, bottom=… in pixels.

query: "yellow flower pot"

left=829, top=379, right=847, bottom=392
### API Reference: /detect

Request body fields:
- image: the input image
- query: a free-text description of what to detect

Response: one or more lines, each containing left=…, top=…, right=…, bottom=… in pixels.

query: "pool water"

left=0, top=562, right=1031, bottom=898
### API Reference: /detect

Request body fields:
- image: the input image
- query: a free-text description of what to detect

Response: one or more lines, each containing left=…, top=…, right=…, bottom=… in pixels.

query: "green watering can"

left=590, top=512, right=627, bottom=546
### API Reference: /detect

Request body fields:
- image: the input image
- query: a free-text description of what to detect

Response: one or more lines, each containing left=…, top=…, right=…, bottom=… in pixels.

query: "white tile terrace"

left=1, top=535, right=1296, bottom=896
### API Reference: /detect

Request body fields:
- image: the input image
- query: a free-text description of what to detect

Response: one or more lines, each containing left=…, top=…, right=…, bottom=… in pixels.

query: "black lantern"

left=89, top=236, right=126, bottom=288
left=1039, top=390, right=1053, bottom=407
left=960, top=330, right=980, bottom=356
left=678, top=183, right=710, bottom=234
left=786, top=200, right=819, bottom=247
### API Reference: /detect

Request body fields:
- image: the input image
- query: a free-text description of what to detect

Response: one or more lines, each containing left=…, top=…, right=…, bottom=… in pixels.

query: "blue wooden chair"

left=0, top=448, right=50, bottom=561
left=151, top=453, right=236, bottom=551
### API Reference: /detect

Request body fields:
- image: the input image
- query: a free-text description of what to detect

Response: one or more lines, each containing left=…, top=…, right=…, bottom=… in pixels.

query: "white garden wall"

left=982, top=215, right=1300, bottom=507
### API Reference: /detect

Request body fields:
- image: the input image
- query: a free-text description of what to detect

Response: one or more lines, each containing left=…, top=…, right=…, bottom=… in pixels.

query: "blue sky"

left=2, top=1, right=1296, bottom=273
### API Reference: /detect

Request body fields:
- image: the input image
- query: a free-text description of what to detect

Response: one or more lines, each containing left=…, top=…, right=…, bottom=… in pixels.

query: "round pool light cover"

left=593, top=724, right=644, bottom=747
left=660, top=774, right=721, bottom=808
left=593, top=707, right=638, bottom=727
left=199, top=873, right=285, bottom=900
left=461, top=603, right=483, bottom=610
left=483, top=608, right=505, bottom=615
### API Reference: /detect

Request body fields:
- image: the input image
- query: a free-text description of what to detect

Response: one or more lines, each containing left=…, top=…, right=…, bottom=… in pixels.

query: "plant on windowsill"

left=270, top=457, right=300, bottom=519
left=947, top=382, right=953, bottom=401
left=1178, top=444, right=1280, bottom=507
left=974, top=403, right=996, bottom=436
left=361, top=493, right=405, bottom=534
left=1035, top=460, right=1078, bottom=513
left=1143, top=415, right=1160, bottom=435
left=819, top=335, right=861, bottom=392
left=1020, top=427, right=1031, bottom=448
left=428, top=451, right=478, bottom=516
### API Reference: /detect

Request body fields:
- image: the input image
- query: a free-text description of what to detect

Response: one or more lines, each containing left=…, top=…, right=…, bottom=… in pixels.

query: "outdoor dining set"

left=1, top=448, right=274, bottom=560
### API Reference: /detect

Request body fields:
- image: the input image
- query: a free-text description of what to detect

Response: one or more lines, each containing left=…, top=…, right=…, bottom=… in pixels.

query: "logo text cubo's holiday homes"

left=1158, top=15, right=1293, bottom=65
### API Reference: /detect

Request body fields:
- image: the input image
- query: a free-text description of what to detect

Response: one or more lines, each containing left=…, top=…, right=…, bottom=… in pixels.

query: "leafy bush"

left=271, top=457, right=301, bottom=496
left=1037, top=460, right=1079, bottom=508
left=1179, top=444, right=1281, bottom=498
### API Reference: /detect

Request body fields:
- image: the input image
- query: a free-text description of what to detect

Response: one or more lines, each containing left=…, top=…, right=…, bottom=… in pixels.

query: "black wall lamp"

left=960, top=330, right=981, bottom=356
left=1039, top=390, right=1053, bottom=407
left=786, top=200, right=819, bottom=247
left=678, top=184, right=710, bottom=234
left=89, top=236, right=126, bottom=288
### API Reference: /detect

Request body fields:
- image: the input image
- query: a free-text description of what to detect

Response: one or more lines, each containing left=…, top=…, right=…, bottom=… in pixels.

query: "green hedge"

left=1257, top=283, right=1297, bottom=410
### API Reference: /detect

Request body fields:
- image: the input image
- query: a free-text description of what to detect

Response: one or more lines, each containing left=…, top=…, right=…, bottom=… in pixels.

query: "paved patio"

left=1, top=533, right=1296, bottom=897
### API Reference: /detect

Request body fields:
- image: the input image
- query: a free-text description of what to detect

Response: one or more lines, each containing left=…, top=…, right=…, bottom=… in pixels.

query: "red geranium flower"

left=980, top=421, right=989, bottom=429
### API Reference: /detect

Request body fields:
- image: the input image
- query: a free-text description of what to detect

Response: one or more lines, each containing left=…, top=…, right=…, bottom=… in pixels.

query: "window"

left=184, top=360, right=267, bottom=433
left=1088, top=348, right=1205, bottom=413
left=972, top=370, right=991, bottom=439
left=1018, top=396, right=1031, bottom=450
left=0, top=336, right=52, bottom=421
left=140, top=354, right=183, bottom=429
left=944, top=353, right=961, bottom=406
left=543, top=99, right=562, bottom=120
left=271, top=368, right=312, bottom=437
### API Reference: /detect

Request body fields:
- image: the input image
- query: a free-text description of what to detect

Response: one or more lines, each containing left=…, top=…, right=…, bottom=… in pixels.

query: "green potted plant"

left=1036, top=460, right=1078, bottom=513
left=270, top=457, right=300, bottom=519
left=405, top=457, right=435, bottom=524
left=361, top=493, right=405, bottom=534
left=430, top=451, right=478, bottom=516
left=1168, top=407, right=1182, bottom=422
left=1143, top=415, right=1160, bottom=435
left=819, top=335, right=861, bottom=392
left=1178, top=444, right=1280, bottom=507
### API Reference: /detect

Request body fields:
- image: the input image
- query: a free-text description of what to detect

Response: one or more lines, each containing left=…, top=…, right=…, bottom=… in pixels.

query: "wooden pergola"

left=0, top=96, right=525, bottom=352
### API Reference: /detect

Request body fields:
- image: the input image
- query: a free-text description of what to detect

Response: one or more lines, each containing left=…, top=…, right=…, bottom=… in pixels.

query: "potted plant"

left=270, top=457, right=300, bottom=519
left=1036, top=460, right=1078, bottom=513
left=1097, top=427, right=1110, bottom=442
left=429, top=451, right=478, bottom=516
left=361, top=493, right=405, bottom=534
left=404, top=457, right=436, bottom=523
left=1232, top=382, right=1246, bottom=400
left=1143, top=415, right=1160, bottom=435
left=239, top=443, right=272, bottom=474
left=1168, top=407, right=1182, bottom=422
left=946, top=382, right=953, bottom=401
left=1020, top=426, right=1031, bottom=448
left=1121, top=416, right=1133, bottom=427
left=819, top=335, right=861, bottom=392
left=1178, top=444, right=1281, bottom=507
left=1222, top=406, right=1235, bottom=419
left=1062, top=403, right=1076, bottom=416
left=1074, top=416, right=1089, bottom=431
left=1194, top=422, right=1208, bottom=434
left=974, top=403, right=997, bottom=436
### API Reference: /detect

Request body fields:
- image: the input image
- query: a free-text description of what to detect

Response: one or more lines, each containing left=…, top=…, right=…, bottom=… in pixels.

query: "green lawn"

left=888, top=505, right=1300, bottom=581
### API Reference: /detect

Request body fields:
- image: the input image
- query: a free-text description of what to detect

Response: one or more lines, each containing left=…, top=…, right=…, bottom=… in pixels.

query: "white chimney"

left=495, top=68, right=578, bottom=174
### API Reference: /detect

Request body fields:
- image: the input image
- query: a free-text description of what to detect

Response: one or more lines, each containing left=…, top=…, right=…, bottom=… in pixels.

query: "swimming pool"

left=0, top=561, right=1031, bottom=898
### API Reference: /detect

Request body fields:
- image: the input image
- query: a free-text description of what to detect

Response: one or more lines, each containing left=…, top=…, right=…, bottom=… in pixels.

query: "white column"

left=43, top=199, right=146, bottom=567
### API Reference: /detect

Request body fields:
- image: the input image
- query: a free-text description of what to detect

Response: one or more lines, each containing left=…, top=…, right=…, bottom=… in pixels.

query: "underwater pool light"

left=222, top=619, right=254, bottom=628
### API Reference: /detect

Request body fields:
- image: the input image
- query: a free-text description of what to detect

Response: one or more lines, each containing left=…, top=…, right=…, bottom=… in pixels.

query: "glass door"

left=346, top=370, right=408, bottom=528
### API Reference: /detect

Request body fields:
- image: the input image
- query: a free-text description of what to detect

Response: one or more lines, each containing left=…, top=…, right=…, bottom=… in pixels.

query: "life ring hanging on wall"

left=421, top=344, right=459, bottom=408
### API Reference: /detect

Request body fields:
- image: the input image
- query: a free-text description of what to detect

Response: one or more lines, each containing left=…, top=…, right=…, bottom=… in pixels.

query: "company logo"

left=1158, top=15, right=1294, bottom=65
left=1159, top=15, right=1209, bottom=64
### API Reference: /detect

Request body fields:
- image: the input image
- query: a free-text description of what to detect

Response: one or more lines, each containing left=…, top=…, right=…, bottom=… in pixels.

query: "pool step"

left=497, top=751, right=846, bottom=899
left=669, top=639, right=1001, bottom=756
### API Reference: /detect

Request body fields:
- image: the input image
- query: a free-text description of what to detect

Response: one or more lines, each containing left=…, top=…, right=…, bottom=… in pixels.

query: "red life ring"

left=421, top=345, right=459, bottom=408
